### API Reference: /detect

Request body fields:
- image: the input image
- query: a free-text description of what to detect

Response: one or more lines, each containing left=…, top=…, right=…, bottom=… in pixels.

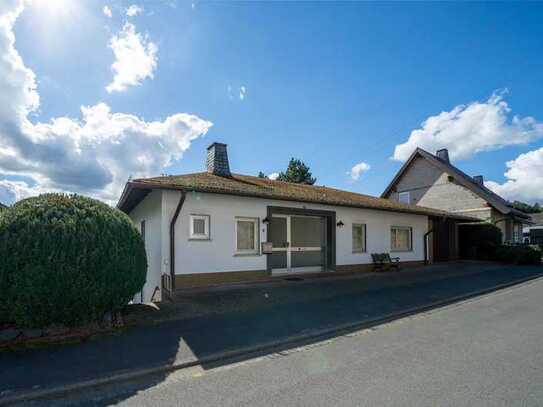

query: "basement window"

left=190, top=215, right=210, bottom=240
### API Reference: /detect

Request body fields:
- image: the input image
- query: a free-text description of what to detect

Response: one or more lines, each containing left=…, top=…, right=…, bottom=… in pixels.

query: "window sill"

left=188, top=238, right=212, bottom=241
left=352, top=250, right=367, bottom=254
left=390, top=250, right=412, bottom=253
left=233, top=252, right=261, bottom=257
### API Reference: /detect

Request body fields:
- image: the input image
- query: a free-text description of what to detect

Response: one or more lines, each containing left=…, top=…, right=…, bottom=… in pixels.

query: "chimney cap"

left=435, top=148, right=450, bottom=163
left=206, top=142, right=231, bottom=177
left=207, top=142, right=227, bottom=150
left=473, top=175, right=484, bottom=185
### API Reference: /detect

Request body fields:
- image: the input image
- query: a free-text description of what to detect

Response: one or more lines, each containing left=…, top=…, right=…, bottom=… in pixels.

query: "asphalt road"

left=25, top=275, right=543, bottom=406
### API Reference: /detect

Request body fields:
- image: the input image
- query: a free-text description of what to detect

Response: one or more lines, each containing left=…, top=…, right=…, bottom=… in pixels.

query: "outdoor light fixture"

left=262, top=217, right=270, bottom=225
left=336, top=220, right=344, bottom=228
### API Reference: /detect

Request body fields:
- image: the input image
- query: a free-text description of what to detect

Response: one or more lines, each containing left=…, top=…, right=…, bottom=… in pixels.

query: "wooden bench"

left=371, top=253, right=400, bottom=272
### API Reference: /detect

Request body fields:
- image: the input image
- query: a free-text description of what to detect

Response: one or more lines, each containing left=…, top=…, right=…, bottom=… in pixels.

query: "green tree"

left=509, top=200, right=543, bottom=214
left=0, top=194, right=147, bottom=327
left=277, top=158, right=316, bottom=185
left=257, top=171, right=266, bottom=178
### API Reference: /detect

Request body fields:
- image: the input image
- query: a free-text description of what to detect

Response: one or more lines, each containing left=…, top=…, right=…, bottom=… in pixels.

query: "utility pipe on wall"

left=424, top=228, right=434, bottom=265
left=169, top=191, right=186, bottom=295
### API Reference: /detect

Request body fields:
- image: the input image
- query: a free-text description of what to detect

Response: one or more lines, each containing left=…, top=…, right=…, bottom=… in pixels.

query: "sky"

left=1, top=0, right=543, bottom=205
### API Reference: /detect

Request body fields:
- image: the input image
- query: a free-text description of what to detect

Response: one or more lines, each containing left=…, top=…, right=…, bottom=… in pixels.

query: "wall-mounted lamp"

left=336, top=220, right=344, bottom=228
left=262, top=217, right=270, bottom=225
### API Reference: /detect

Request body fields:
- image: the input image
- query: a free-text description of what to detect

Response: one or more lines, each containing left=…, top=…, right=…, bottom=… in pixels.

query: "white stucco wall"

left=129, top=190, right=429, bottom=301
left=128, top=190, right=163, bottom=303
left=167, top=191, right=428, bottom=275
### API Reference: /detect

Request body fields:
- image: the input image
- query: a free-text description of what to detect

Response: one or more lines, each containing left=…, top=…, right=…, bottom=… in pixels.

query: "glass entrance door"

left=270, top=214, right=325, bottom=274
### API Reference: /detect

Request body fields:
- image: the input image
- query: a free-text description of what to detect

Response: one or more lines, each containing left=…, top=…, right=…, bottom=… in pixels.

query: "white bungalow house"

left=117, top=143, right=473, bottom=303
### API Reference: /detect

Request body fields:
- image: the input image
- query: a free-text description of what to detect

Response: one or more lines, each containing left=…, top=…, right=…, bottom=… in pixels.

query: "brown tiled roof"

left=118, top=172, right=476, bottom=220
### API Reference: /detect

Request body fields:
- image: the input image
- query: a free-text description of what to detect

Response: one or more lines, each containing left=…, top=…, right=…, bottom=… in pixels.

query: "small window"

left=140, top=220, right=146, bottom=241
left=235, top=217, right=259, bottom=254
left=352, top=223, right=366, bottom=253
left=391, top=226, right=412, bottom=252
left=513, top=223, right=521, bottom=242
left=398, top=192, right=410, bottom=204
left=190, top=215, right=210, bottom=240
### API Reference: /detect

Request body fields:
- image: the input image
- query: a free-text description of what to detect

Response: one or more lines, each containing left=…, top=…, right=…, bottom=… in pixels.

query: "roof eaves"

left=124, top=177, right=476, bottom=221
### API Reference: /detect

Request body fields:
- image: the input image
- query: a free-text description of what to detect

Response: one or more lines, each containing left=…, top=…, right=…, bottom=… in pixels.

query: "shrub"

left=494, top=245, right=542, bottom=265
left=459, top=223, right=502, bottom=260
left=0, top=194, right=147, bottom=328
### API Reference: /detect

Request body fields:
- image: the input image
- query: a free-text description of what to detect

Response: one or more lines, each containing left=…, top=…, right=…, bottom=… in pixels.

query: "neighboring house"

left=524, top=213, right=543, bottom=245
left=381, top=148, right=531, bottom=244
left=0, top=202, right=7, bottom=211
left=118, top=142, right=473, bottom=303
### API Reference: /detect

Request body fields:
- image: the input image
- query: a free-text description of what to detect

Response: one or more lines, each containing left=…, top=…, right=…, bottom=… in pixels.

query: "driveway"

left=1, top=262, right=542, bottom=404
left=50, top=267, right=543, bottom=407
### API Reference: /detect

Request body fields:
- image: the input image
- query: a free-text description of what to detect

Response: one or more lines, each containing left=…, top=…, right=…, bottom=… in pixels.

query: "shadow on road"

left=1, top=264, right=542, bottom=406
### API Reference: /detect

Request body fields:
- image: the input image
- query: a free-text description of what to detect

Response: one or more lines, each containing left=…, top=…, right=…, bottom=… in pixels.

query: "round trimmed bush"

left=0, top=194, right=147, bottom=328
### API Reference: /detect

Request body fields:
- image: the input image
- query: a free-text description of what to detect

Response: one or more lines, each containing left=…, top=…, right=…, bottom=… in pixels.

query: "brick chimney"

left=436, top=148, right=450, bottom=163
left=473, top=175, right=484, bottom=186
left=206, top=142, right=231, bottom=177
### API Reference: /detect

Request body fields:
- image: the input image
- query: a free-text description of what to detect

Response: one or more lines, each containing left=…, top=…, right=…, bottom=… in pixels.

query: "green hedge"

left=494, top=245, right=542, bottom=265
left=0, top=194, right=147, bottom=328
left=459, top=223, right=503, bottom=260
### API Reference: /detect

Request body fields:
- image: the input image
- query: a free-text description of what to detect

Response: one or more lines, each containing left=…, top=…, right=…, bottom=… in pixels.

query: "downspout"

left=169, top=191, right=186, bottom=294
left=424, top=229, right=434, bottom=265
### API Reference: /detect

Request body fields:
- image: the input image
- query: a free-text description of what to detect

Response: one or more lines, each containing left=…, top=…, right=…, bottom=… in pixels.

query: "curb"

left=2, top=272, right=542, bottom=405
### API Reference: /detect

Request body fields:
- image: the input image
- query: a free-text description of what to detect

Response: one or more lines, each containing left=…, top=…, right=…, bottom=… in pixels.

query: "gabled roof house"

left=381, top=147, right=531, bottom=243
left=525, top=213, right=543, bottom=245
left=118, top=142, right=473, bottom=303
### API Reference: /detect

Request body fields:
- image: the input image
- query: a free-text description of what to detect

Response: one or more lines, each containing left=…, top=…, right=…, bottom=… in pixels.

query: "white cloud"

left=485, top=147, right=543, bottom=203
left=347, top=162, right=371, bottom=181
left=106, top=22, right=158, bottom=93
left=239, top=86, right=247, bottom=100
left=103, top=5, right=112, bottom=18
left=0, top=1, right=212, bottom=205
left=393, top=92, right=543, bottom=162
left=0, top=179, right=45, bottom=204
left=268, top=172, right=279, bottom=180
left=126, top=4, right=143, bottom=17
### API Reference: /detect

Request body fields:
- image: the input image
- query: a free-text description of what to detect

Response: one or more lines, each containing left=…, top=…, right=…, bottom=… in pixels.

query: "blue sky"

left=1, top=0, right=543, bottom=204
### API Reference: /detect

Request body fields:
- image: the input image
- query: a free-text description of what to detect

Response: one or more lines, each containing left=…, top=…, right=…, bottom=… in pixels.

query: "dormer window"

left=399, top=191, right=410, bottom=204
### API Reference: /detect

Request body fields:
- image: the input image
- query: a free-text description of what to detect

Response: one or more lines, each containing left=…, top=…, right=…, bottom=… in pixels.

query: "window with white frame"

left=352, top=223, right=366, bottom=253
left=235, top=217, right=259, bottom=254
left=190, top=215, right=210, bottom=240
left=398, top=191, right=410, bottom=204
left=391, top=226, right=412, bottom=252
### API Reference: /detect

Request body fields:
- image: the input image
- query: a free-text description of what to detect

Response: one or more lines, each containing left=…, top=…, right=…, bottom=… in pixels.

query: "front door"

left=269, top=215, right=325, bottom=274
